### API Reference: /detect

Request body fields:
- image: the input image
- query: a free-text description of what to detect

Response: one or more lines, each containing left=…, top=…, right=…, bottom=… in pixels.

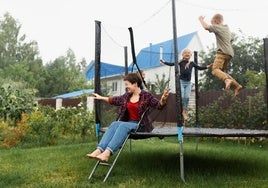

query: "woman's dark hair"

left=124, top=73, right=142, bottom=87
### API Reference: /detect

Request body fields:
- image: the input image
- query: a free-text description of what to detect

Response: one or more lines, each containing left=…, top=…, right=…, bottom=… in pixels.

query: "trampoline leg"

left=179, top=141, right=185, bottom=182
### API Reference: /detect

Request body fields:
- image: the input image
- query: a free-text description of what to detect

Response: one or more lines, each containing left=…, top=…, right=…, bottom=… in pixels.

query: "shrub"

left=1, top=100, right=96, bottom=148
left=0, top=114, right=28, bottom=148
left=0, top=83, right=36, bottom=125
left=20, top=101, right=95, bottom=147
left=191, top=91, right=268, bottom=129
left=22, top=109, right=58, bottom=146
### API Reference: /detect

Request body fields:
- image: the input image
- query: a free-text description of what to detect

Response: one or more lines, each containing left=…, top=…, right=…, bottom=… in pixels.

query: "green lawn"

left=0, top=137, right=267, bottom=188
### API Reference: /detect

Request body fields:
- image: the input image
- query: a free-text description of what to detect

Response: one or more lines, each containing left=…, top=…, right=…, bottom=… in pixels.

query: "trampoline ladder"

left=88, top=134, right=130, bottom=182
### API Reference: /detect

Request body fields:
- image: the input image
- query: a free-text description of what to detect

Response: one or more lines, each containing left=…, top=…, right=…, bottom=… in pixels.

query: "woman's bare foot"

left=86, top=149, right=102, bottom=159
left=95, top=149, right=111, bottom=162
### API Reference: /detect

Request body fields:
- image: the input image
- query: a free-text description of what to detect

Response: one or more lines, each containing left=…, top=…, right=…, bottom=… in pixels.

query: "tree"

left=199, top=32, right=266, bottom=91
left=0, top=13, right=89, bottom=98
left=245, top=70, right=266, bottom=89
left=0, top=12, right=19, bottom=69
left=41, top=49, right=89, bottom=97
left=0, top=12, right=45, bottom=91
left=147, top=73, right=170, bottom=94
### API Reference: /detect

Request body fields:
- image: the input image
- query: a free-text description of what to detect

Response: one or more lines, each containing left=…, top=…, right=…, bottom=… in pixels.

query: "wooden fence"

left=38, top=89, right=267, bottom=124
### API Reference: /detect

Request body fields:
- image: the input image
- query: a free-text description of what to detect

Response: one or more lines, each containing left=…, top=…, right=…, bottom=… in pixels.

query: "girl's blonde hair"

left=180, top=48, right=192, bottom=69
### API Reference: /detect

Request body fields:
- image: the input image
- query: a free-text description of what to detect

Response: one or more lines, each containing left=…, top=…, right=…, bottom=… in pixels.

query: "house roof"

left=85, top=61, right=125, bottom=80
left=52, top=89, right=94, bottom=99
left=85, top=31, right=197, bottom=80
left=130, top=31, right=197, bottom=71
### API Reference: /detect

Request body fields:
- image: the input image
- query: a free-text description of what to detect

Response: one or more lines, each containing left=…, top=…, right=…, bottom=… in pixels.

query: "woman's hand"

left=91, top=93, right=102, bottom=100
left=91, top=93, right=109, bottom=102
left=160, top=88, right=170, bottom=106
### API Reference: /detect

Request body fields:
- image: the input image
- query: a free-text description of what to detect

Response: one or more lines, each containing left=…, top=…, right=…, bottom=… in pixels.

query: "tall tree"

left=42, top=49, right=89, bottom=97
left=0, top=12, right=44, bottom=91
left=0, top=13, right=89, bottom=98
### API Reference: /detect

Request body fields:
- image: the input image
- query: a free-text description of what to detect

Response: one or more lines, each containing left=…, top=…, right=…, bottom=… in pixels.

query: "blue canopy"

left=52, top=89, right=94, bottom=99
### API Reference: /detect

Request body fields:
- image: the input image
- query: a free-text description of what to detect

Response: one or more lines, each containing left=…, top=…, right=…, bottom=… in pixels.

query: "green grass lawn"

left=0, top=137, right=267, bottom=188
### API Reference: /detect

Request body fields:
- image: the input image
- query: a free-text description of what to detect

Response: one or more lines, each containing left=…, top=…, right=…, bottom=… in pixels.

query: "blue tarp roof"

left=52, top=89, right=94, bottom=99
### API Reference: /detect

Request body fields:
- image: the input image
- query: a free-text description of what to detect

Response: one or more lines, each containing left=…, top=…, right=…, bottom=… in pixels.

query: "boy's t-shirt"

left=209, top=24, right=234, bottom=57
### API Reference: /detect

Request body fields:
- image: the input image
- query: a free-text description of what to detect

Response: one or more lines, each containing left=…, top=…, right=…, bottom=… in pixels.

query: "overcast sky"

left=1, top=0, right=268, bottom=65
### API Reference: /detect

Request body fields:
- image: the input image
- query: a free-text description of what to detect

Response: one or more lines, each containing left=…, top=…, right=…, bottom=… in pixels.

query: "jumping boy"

left=199, top=13, right=242, bottom=96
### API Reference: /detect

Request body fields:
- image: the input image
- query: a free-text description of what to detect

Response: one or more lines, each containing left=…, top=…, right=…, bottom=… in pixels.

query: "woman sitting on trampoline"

left=86, top=73, right=170, bottom=162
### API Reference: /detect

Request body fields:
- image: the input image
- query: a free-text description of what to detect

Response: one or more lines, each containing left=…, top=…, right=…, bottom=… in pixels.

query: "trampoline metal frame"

left=88, top=126, right=268, bottom=182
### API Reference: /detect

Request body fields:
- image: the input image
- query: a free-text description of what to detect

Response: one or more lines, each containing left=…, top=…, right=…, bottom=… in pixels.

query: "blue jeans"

left=180, top=79, right=191, bottom=110
left=97, top=121, right=138, bottom=154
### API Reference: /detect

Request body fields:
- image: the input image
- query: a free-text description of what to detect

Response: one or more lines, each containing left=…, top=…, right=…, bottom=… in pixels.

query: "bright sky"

left=1, top=0, right=268, bottom=65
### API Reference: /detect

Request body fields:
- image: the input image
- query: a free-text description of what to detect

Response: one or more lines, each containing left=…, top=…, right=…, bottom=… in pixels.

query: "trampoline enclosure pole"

left=171, top=0, right=185, bottom=182
left=94, top=20, right=101, bottom=139
left=194, top=51, right=200, bottom=151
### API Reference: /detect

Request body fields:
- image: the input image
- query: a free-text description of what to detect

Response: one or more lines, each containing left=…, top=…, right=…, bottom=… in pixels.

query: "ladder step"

left=99, top=162, right=112, bottom=166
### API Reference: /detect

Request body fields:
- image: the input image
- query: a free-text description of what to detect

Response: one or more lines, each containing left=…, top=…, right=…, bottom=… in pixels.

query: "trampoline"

left=129, top=126, right=268, bottom=138
left=89, top=1, right=268, bottom=182
left=93, top=124, right=268, bottom=182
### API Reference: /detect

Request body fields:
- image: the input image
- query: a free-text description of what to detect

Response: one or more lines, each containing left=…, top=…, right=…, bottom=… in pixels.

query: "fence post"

left=56, top=98, right=62, bottom=110
left=87, top=96, right=94, bottom=112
